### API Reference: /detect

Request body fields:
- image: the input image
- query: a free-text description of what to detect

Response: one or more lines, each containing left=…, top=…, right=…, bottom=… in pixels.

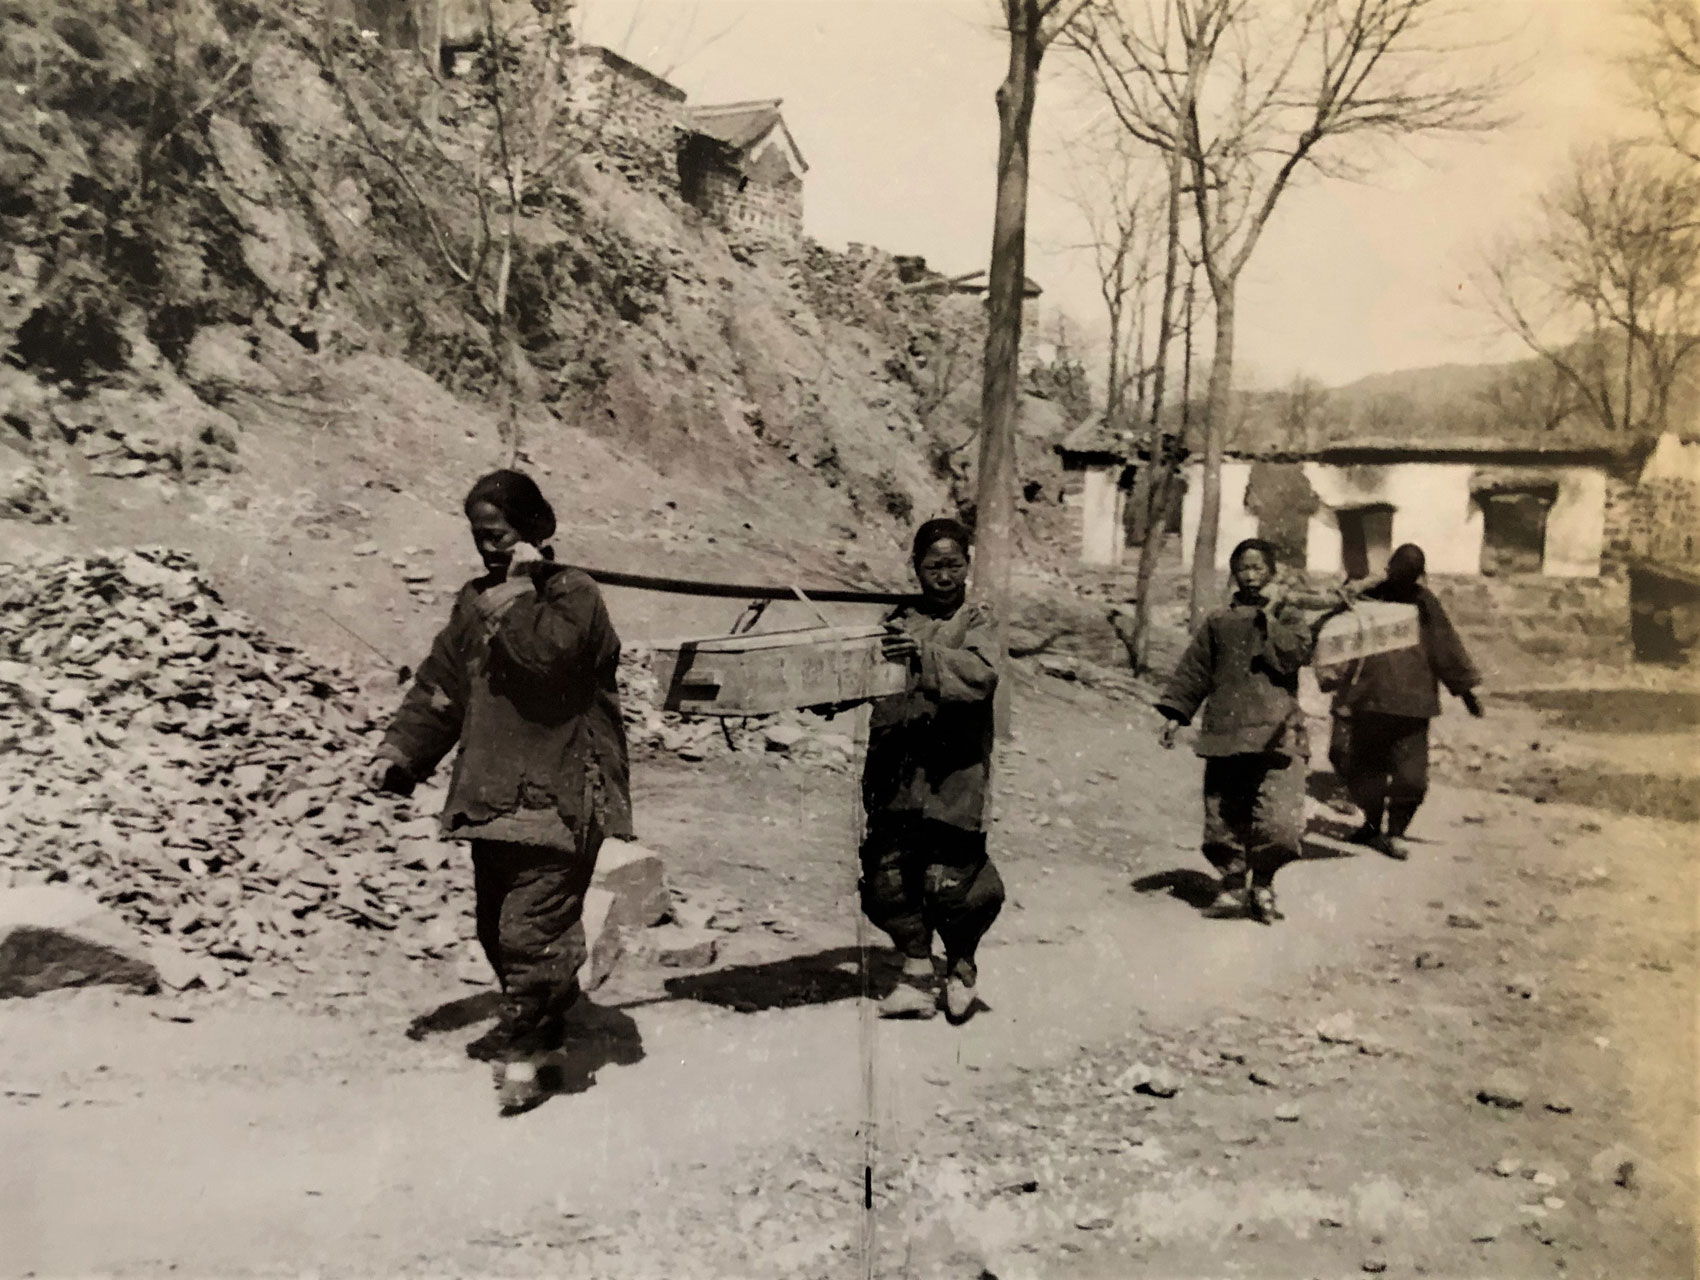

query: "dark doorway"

left=1337, top=505, right=1394, bottom=580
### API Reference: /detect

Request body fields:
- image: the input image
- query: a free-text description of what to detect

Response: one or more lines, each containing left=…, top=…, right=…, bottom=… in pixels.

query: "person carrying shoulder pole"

left=1326, top=543, right=1483, bottom=861
left=1155, top=539, right=1325, bottom=924
left=368, top=470, right=632, bottom=1115
left=859, top=519, right=1005, bottom=1023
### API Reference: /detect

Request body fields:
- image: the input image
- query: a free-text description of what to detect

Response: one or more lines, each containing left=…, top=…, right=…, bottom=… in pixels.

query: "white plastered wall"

left=1542, top=467, right=1608, bottom=577
left=1179, top=461, right=1258, bottom=570
left=1080, top=465, right=1126, bottom=567
left=1184, top=459, right=1606, bottom=577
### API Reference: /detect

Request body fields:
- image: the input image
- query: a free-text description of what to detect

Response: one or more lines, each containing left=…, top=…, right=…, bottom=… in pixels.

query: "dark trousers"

left=1331, top=711, right=1429, bottom=835
left=1202, top=752, right=1304, bottom=888
left=860, top=814, right=1004, bottom=980
left=471, top=829, right=602, bottom=1056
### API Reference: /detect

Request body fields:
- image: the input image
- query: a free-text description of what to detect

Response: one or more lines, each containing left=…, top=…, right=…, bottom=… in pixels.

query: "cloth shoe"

left=1201, top=888, right=1249, bottom=919
left=1248, top=884, right=1283, bottom=924
left=1201, top=866, right=1250, bottom=919
left=878, top=956, right=938, bottom=1020
left=495, top=1057, right=548, bottom=1114
left=943, top=959, right=978, bottom=1024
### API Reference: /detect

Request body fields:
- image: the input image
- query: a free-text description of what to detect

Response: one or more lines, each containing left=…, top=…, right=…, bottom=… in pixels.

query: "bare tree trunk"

left=974, top=6, right=1044, bottom=738
left=1126, top=263, right=1196, bottom=671
left=1189, top=277, right=1234, bottom=628
left=1119, top=135, right=1186, bottom=668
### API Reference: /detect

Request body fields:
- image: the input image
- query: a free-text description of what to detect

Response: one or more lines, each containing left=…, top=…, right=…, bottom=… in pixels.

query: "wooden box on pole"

left=1312, top=601, right=1420, bottom=667
left=650, top=624, right=909, bottom=717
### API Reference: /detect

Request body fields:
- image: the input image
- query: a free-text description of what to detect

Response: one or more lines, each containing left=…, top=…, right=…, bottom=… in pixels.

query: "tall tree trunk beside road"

left=974, top=0, right=1089, bottom=736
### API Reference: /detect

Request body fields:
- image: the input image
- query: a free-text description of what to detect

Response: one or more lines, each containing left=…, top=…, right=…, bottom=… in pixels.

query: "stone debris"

left=0, top=886, right=160, bottom=998
left=1476, top=1072, right=1530, bottom=1110
left=1315, top=1013, right=1359, bottom=1045
left=0, top=549, right=706, bottom=998
left=594, top=840, right=672, bottom=931
left=1115, top=1061, right=1181, bottom=1098
left=578, top=887, right=624, bottom=991
left=1588, top=1145, right=1638, bottom=1190
left=645, top=924, right=719, bottom=969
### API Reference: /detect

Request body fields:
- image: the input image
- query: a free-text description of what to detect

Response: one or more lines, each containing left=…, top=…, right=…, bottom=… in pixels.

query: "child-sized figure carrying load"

left=1325, top=543, right=1483, bottom=861
left=860, top=518, right=1005, bottom=1023
left=1156, top=538, right=1318, bottom=924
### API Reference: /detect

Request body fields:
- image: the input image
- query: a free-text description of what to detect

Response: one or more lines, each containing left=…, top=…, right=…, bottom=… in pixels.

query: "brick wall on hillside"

left=698, top=167, right=802, bottom=251
left=569, top=53, right=684, bottom=189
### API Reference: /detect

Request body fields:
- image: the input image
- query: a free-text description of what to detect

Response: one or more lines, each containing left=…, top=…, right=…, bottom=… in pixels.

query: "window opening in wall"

left=1479, top=490, right=1553, bottom=576
left=1336, top=504, right=1394, bottom=580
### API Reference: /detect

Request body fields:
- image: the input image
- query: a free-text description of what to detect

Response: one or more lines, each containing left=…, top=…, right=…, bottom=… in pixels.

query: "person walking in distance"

left=860, top=519, right=1004, bottom=1022
left=369, top=470, right=631, bottom=1114
left=1156, top=539, right=1316, bottom=924
left=1327, top=543, right=1483, bottom=860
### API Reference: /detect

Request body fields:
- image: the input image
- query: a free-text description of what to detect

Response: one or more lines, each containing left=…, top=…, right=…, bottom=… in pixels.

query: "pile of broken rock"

left=0, top=548, right=681, bottom=1001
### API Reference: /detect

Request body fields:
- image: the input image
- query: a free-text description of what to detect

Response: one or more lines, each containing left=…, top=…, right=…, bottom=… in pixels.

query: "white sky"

left=578, top=0, right=1642, bottom=390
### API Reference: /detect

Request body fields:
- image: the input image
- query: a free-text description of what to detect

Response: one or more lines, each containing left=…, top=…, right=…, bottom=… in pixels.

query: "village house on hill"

left=678, top=100, right=809, bottom=248
left=566, top=47, right=808, bottom=249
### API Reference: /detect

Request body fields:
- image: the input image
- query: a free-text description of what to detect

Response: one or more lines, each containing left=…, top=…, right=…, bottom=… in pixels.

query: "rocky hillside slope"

left=0, top=0, right=1081, bottom=663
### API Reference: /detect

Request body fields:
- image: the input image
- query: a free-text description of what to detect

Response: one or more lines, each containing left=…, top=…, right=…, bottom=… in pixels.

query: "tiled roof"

left=687, top=100, right=783, bottom=150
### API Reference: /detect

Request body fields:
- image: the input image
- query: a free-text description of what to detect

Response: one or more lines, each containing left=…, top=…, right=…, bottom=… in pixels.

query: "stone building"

left=678, top=100, right=809, bottom=249
left=1619, top=431, right=1700, bottom=661
left=567, top=45, right=688, bottom=185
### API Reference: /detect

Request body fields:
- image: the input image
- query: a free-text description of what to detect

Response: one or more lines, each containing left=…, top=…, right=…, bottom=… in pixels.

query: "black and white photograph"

left=1, top=0, right=1695, bottom=1275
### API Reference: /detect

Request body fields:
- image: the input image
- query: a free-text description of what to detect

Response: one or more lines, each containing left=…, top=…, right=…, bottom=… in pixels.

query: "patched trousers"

left=1201, top=751, right=1305, bottom=888
left=860, top=814, right=1004, bottom=978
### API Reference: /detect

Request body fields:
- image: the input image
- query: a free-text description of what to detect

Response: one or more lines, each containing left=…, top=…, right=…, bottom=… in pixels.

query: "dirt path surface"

left=4, top=674, right=1695, bottom=1280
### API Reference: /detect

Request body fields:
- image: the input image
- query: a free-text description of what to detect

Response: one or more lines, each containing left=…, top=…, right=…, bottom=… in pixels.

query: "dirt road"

left=3, top=676, right=1695, bottom=1279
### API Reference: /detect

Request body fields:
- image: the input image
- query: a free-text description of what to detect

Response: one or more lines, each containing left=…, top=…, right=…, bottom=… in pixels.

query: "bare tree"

left=1479, top=138, right=1700, bottom=439
left=1073, top=0, right=1506, bottom=624
left=1057, top=131, right=1165, bottom=431
left=1627, top=0, right=1700, bottom=164
left=1475, top=358, right=1588, bottom=436
left=319, top=0, right=622, bottom=462
left=974, top=0, right=1092, bottom=735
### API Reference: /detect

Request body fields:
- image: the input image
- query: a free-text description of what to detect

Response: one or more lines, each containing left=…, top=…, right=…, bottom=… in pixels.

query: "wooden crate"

left=1312, top=600, right=1420, bottom=667
left=649, top=624, right=910, bottom=716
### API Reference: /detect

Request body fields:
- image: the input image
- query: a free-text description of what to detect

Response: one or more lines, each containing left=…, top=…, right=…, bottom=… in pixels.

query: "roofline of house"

left=688, top=97, right=785, bottom=115
left=685, top=100, right=810, bottom=173
left=573, top=44, right=688, bottom=101
left=1055, top=447, right=1130, bottom=464
left=1218, top=445, right=1633, bottom=466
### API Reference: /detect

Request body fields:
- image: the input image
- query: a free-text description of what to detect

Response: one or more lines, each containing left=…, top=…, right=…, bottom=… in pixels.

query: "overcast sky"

left=578, top=0, right=1642, bottom=390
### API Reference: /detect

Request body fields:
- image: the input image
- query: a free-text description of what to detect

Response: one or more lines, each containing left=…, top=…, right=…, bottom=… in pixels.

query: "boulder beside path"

left=0, top=886, right=160, bottom=999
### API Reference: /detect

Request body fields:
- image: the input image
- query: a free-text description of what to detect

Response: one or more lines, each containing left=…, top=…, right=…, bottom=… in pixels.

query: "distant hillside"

left=1227, top=351, right=1700, bottom=459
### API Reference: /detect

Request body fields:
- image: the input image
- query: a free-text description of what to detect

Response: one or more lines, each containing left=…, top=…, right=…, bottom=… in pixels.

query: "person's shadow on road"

left=661, top=945, right=903, bottom=1013
left=1131, top=868, right=1223, bottom=910
left=405, top=991, right=645, bottom=1099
